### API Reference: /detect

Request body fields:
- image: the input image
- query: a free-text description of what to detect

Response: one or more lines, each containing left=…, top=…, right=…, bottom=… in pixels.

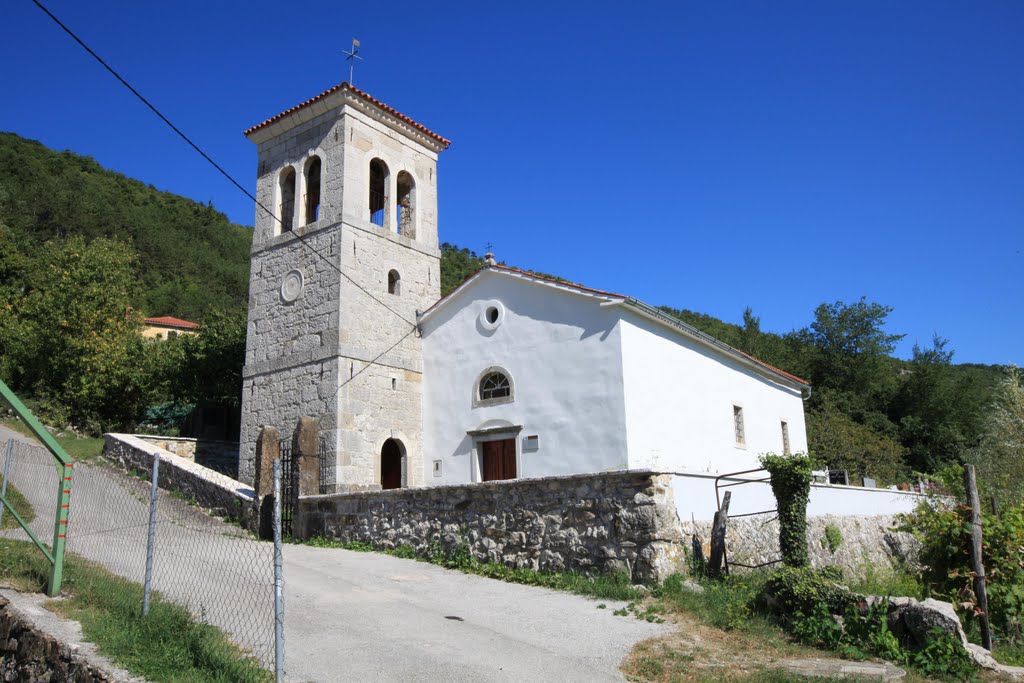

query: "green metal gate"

left=0, top=379, right=73, bottom=596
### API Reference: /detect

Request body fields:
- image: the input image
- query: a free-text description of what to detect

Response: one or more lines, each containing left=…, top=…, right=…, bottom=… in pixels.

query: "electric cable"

left=31, top=0, right=417, bottom=329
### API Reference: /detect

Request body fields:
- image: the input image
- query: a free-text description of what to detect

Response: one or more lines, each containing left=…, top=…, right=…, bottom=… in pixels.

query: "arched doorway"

left=380, top=438, right=403, bottom=490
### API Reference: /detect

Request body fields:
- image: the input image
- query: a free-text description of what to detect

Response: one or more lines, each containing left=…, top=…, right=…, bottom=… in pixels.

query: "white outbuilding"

left=418, top=263, right=810, bottom=485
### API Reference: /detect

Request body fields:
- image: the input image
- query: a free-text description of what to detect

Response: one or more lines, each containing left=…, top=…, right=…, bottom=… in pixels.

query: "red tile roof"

left=244, top=82, right=451, bottom=148
left=144, top=316, right=199, bottom=329
left=737, top=351, right=809, bottom=386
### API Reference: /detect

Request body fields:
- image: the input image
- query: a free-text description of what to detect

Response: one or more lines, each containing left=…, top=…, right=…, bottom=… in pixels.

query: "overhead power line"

left=32, top=0, right=417, bottom=329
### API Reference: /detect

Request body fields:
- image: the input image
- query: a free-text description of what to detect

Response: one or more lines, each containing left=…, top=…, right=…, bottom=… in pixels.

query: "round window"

left=280, top=270, right=304, bottom=303
left=479, top=300, right=505, bottom=330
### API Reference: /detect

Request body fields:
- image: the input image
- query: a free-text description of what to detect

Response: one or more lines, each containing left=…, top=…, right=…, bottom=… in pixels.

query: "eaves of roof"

left=243, top=82, right=451, bottom=148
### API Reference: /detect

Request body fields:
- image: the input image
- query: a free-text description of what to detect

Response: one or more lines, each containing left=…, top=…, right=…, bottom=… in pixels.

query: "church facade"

left=419, top=265, right=809, bottom=485
left=237, top=84, right=809, bottom=490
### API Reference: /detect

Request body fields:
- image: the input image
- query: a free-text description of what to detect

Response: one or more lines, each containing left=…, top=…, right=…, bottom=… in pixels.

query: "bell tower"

left=238, top=83, right=450, bottom=490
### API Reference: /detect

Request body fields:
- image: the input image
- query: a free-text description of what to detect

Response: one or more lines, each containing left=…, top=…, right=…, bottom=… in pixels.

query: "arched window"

left=479, top=371, right=512, bottom=402
left=387, top=269, right=401, bottom=296
left=396, top=171, right=415, bottom=238
left=279, top=167, right=296, bottom=233
left=303, top=156, right=321, bottom=225
left=369, top=158, right=389, bottom=227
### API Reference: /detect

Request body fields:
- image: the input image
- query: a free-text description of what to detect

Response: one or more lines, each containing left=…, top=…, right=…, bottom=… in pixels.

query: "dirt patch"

left=621, top=607, right=813, bottom=681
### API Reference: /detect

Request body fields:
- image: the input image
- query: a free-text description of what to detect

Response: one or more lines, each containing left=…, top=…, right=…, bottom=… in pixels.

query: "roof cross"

left=342, top=38, right=363, bottom=86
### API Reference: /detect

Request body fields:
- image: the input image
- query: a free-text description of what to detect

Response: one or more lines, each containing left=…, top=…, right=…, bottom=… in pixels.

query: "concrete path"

left=2, top=426, right=667, bottom=681
left=283, top=544, right=667, bottom=682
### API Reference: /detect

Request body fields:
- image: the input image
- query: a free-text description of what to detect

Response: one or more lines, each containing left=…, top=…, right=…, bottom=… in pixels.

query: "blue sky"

left=3, top=1, right=1021, bottom=366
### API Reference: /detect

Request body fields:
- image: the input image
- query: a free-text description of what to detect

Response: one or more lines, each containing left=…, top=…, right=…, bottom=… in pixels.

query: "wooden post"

left=708, top=491, right=731, bottom=578
left=964, top=464, right=993, bottom=651
left=691, top=532, right=705, bottom=576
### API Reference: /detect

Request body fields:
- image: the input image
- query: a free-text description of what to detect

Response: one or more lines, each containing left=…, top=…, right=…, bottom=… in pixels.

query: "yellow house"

left=142, top=316, right=199, bottom=340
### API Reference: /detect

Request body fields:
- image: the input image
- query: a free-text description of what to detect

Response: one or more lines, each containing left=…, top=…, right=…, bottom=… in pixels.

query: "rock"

left=681, top=579, right=705, bottom=594
left=773, top=658, right=906, bottom=680
left=889, top=598, right=968, bottom=650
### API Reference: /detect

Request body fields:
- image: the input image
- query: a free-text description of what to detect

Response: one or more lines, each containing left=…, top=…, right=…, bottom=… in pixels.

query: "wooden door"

left=481, top=439, right=516, bottom=481
left=381, top=439, right=402, bottom=490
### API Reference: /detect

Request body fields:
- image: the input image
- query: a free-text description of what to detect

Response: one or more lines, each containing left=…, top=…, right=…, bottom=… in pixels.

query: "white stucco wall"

left=619, top=312, right=809, bottom=474
left=671, top=472, right=925, bottom=523
left=420, top=273, right=630, bottom=484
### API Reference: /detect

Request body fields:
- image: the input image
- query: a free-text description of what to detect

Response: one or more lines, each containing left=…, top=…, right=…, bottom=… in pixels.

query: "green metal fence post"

left=0, top=378, right=75, bottom=597
left=48, top=462, right=73, bottom=596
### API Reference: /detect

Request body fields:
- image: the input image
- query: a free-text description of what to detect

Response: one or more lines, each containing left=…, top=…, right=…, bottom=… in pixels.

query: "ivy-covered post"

left=760, top=452, right=815, bottom=568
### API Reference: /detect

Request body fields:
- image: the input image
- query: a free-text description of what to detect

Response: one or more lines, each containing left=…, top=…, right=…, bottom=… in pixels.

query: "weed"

left=0, top=478, right=36, bottom=529
left=822, top=524, right=843, bottom=553
left=907, top=628, right=976, bottom=680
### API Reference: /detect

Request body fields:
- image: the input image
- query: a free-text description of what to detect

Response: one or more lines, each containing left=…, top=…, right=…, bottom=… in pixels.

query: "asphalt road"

left=2, top=426, right=667, bottom=681
left=282, top=543, right=668, bottom=682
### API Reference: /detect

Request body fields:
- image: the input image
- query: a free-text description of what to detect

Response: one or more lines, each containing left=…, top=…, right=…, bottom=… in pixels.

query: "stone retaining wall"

left=103, top=434, right=255, bottom=528
left=0, top=596, right=115, bottom=682
left=296, top=470, right=685, bottom=582
left=133, top=435, right=239, bottom=479
left=681, top=513, right=921, bottom=579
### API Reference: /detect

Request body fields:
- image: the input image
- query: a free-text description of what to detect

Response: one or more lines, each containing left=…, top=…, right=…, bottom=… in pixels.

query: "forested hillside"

left=0, top=133, right=251, bottom=319
left=0, top=134, right=1016, bottom=492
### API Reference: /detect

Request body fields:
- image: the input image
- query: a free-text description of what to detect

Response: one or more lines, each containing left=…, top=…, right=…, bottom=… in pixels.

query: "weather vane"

left=342, top=38, right=363, bottom=85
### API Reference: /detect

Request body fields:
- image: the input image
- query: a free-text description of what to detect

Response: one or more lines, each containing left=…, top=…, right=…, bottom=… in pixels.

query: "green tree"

left=970, top=366, right=1024, bottom=509
left=1, top=236, right=150, bottom=431
left=163, top=309, right=247, bottom=409
left=806, top=402, right=909, bottom=485
left=891, top=336, right=985, bottom=472
left=799, top=298, right=905, bottom=398
left=439, top=243, right=484, bottom=296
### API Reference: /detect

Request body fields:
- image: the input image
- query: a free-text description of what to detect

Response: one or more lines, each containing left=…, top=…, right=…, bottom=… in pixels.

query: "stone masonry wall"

left=133, top=436, right=238, bottom=477
left=0, top=595, right=115, bottom=682
left=681, top=514, right=921, bottom=580
left=104, top=434, right=255, bottom=528
left=296, top=470, right=686, bottom=582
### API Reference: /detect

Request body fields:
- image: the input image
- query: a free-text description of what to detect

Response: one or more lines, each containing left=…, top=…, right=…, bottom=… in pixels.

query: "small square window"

left=432, top=460, right=442, bottom=477
left=733, top=405, right=745, bottom=445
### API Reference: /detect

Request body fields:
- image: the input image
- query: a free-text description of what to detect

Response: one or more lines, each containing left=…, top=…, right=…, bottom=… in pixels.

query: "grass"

left=845, top=563, right=926, bottom=599
left=1, top=417, right=105, bottom=461
left=992, top=641, right=1024, bottom=667
left=0, top=478, right=36, bottom=529
left=302, top=535, right=643, bottom=601
left=0, top=537, right=269, bottom=682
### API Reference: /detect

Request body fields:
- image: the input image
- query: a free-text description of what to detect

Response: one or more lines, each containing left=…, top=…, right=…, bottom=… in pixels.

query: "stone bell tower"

left=237, top=83, right=450, bottom=490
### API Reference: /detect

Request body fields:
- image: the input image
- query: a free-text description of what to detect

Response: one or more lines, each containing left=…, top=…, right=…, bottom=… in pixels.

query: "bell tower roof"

left=243, top=82, right=451, bottom=151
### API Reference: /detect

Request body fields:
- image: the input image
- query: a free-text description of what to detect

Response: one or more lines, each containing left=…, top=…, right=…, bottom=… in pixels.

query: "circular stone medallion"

left=280, top=269, right=304, bottom=303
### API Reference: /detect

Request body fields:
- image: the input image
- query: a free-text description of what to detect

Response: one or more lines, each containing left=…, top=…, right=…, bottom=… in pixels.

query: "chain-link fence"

left=0, top=435, right=281, bottom=678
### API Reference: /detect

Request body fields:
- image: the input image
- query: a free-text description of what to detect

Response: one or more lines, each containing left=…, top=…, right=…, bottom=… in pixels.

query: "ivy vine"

left=760, top=452, right=816, bottom=568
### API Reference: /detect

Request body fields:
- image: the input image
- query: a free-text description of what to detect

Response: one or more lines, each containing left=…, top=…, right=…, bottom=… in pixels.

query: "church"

left=237, top=83, right=809, bottom=491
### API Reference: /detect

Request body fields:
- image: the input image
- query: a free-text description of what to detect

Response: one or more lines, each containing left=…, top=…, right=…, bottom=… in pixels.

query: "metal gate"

left=278, top=440, right=295, bottom=536
left=278, top=435, right=334, bottom=536
left=714, top=467, right=782, bottom=572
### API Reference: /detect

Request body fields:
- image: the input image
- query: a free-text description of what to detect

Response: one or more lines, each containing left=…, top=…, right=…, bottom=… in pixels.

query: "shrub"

left=822, top=524, right=843, bottom=553
left=762, top=566, right=859, bottom=618
left=898, top=489, right=1024, bottom=645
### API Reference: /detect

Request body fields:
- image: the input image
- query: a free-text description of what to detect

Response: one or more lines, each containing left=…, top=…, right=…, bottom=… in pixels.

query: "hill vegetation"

left=0, top=133, right=1016, bottom=487
left=0, top=132, right=251, bottom=319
